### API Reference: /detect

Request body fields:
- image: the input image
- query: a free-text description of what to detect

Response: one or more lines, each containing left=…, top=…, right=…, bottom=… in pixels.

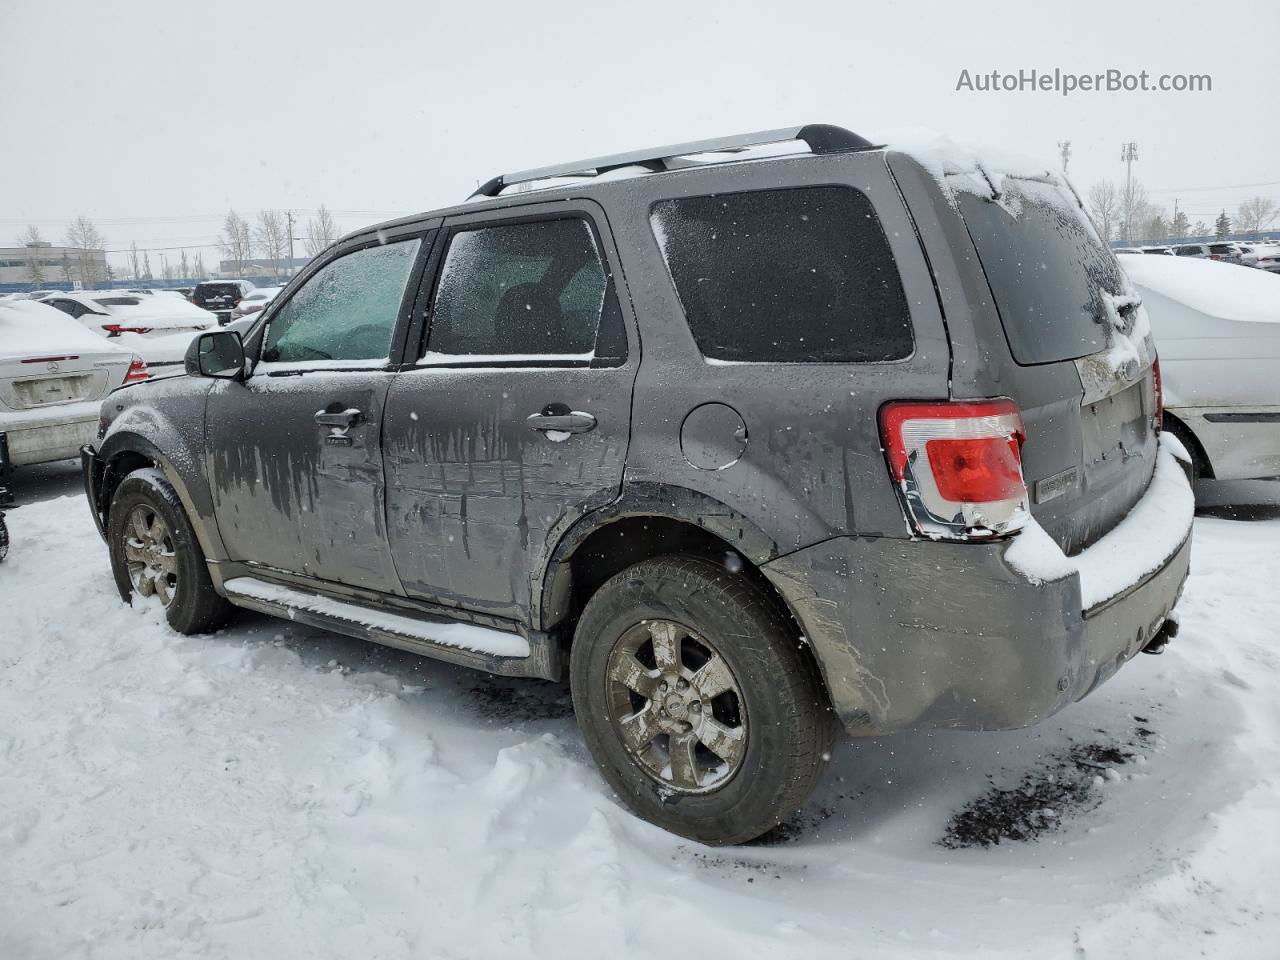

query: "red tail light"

left=102, top=324, right=152, bottom=337
left=123, top=357, right=150, bottom=383
left=1152, top=357, right=1164, bottom=433
left=880, top=399, right=1028, bottom=541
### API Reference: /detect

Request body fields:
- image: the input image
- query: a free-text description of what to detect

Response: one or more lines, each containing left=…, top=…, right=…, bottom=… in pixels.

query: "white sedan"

left=40, top=291, right=216, bottom=378
left=1120, top=254, right=1280, bottom=481
left=1, top=299, right=145, bottom=469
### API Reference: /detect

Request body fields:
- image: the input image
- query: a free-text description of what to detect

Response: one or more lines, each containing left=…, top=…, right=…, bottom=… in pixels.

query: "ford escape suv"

left=82, top=124, right=1194, bottom=845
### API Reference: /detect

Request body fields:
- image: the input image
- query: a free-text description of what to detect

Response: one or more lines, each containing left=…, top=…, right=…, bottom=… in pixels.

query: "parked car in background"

left=1173, top=242, right=1245, bottom=263
left=1140, top=246, right=1175, bottom=255
left=191, top=279, right=255, bottom=324
left=229, top=285, right=284, bottom=321
left=39, top=292, right=216, bottom=378
left=1, top=299, right=145, bottom=470
left=83, top=124, right=1192, bottom=845
left=1113, top=247, right=1144, bottom=255
left=1120, top=254, right=1280, bottom=481
left=1239, top=243, right=1280, bottom=273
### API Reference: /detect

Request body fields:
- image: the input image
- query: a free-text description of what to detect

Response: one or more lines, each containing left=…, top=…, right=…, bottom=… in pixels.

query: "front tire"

left=107, top=467, right=232, bottom=634
left=570, top=555, right=832, bottom=845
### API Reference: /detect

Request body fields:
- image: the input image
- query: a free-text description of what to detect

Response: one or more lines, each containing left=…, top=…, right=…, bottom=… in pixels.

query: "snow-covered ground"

left=2, top=492, right=1278, bottom=959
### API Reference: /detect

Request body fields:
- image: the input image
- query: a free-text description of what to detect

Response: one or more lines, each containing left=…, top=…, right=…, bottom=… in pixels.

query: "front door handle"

left=526, top=404, right=596, bottom=434
left=314, top=407, right=362, bottom=428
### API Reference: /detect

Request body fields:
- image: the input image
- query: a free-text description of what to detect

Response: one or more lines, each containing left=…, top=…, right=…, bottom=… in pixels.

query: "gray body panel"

left=85, top=136, right=1189, bottom=738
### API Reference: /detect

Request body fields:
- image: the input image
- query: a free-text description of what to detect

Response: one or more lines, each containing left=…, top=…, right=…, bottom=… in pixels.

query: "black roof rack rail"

left=468, top=124, right=878, bottom=199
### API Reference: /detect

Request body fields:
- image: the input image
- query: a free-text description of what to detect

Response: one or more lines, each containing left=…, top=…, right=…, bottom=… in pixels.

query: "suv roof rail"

left=468, top=124, right=879, bottom=199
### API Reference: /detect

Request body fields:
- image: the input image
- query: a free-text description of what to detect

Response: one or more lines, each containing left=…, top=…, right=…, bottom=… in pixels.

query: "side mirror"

left=185, top=330, right=247, bottom=380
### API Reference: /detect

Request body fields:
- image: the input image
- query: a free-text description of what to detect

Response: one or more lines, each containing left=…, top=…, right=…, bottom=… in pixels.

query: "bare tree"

left=1139, top=209, right=1170, bottom=246
left=304, top=205, right=338, bottom=256
left=179, top=249, right=191, bottom=280
left=220, top=210, right=253, bottom=277
left=128, top=242, right=142, bottom=281
left=1118, top=180, right=1151, bottom=245
left=142, top=251, right=153, bottom=280
left=65, top=215, right=107, bottom=287
left=193, top=252, right=207, bottom=279
left=254, top=210, right=290, bottom=276
left=18, top=225, right=46, bottom=285
left=1191, top=220, right=1209, bottom=239
left=1235, top=197, right=1278, bottom=238
left=1087, top=181, right=1120, bottom=243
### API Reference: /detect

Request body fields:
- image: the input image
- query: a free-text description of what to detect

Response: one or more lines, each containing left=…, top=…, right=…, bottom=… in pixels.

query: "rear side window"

left=425, top=218, right=611, bottom=359
left=650, top=186, right=913, bottom=363
left=957, top=180, right=1123, bottom=365
left=1175, top=246, right=1201, bottom=257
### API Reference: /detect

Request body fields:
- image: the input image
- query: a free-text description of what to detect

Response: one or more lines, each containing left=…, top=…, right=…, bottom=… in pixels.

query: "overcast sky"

left=2, top=0, right=1277, bottom=268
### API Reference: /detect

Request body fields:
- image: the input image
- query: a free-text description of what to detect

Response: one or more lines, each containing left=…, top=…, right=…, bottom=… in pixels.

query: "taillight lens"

left=123, top=357, right=150, bottom=383
left=1151, top=357, right=1164, bottom=433
left=102, top=324, right=152, bottom=336
left=879, top=399, right=1029, bottom=541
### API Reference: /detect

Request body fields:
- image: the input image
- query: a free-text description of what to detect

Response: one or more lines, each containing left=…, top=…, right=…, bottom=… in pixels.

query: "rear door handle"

left=314, top=407, right=362, bottom=428
left=526, top=406, right=596, bottom=434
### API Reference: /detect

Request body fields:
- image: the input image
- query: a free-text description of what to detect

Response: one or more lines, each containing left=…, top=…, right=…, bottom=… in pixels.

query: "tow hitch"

left=1141, top=617, right=1179, bottom=655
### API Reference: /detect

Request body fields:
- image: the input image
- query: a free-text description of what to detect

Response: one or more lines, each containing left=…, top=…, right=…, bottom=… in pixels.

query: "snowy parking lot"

left=1, top=468, right=1277, bottom=959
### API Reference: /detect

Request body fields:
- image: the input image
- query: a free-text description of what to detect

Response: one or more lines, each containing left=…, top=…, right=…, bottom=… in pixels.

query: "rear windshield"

left=957, top=180, right=1122, bottom=365
left=651, top=185, right=913, bottom=363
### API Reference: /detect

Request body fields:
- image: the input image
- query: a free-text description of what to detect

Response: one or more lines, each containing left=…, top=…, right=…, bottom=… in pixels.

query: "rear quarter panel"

left=591, top=152, right=951, bottom=554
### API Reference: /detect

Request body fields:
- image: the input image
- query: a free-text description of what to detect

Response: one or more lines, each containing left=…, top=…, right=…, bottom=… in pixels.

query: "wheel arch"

left=538, top=483, right=834, bottom=708
left=96, top=431, right=227, bottom=563
left=1162, top=411, right=1214, bottom=479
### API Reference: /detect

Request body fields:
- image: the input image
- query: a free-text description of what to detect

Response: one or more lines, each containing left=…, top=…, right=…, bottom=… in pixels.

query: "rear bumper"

left=762, top=449, right=1194, bottom=736
left=0, top=402, right=99, bottom=466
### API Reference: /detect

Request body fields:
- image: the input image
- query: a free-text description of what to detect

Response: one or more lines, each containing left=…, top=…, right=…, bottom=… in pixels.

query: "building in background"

left=0, top=242, right=108, bottom=291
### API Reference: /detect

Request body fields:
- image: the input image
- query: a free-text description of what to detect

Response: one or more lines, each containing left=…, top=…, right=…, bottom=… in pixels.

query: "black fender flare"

left=95, top=431, right=227, bottom=563
left=536, top=481, right=781, bottom=630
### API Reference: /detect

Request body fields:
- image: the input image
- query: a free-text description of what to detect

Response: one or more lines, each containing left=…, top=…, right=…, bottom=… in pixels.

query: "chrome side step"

left=222, top=576, right=561, bottom=680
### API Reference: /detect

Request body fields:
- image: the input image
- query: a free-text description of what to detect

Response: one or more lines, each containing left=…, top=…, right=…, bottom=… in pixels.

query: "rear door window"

left=956, top=180, right=1123, bottom=365
left=424, top=217, right=616, bottom=360
left=650, top=186, right=912, bottom=363
left=1175, top=246, right=1201, bottom=257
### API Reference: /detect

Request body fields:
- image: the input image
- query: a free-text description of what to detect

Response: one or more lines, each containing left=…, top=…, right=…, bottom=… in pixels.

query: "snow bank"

left=0, top=299, right=130, bottom=359
left=2, top=493, right=1277, bottom=959
left=1006, top=435, right=1194, bottom=608
left=1119, top=254, right=1280, bottom=325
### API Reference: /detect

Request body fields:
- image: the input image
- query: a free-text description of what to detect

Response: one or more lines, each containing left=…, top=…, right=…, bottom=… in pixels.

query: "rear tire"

left=570, top=555, right=832, bottom=845
left=107, top=467, right=232, bottom=634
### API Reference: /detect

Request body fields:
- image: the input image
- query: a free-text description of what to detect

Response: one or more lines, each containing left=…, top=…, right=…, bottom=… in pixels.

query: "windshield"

left=957, top=179, right=1124, bottom=365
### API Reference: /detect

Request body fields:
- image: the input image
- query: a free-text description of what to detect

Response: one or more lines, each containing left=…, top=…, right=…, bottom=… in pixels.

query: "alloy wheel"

left=122, top=505, right=178, bottom=607
left=605, top=619, right=748, bottom=794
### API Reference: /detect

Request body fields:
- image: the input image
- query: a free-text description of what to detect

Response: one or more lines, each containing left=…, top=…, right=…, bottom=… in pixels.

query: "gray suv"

left=82, top=125, right=1192, bottom=844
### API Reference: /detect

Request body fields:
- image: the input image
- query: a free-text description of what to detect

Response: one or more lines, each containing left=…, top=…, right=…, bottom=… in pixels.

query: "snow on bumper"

left=1006, top=435, right=1195, bottom=611
left=760, top=436, right=1194, bottom=736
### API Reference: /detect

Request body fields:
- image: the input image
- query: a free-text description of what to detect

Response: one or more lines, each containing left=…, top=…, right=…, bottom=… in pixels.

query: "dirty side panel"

left=595, top=151, right=951, bottom=554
